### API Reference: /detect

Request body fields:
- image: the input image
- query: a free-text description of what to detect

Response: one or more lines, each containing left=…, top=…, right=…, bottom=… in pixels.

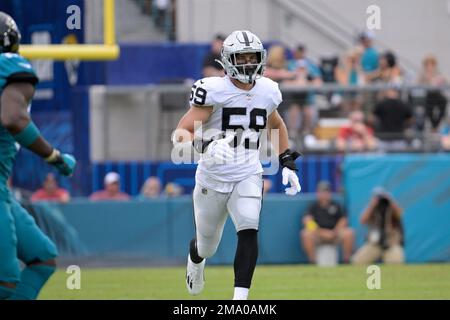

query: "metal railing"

left=89, top=83, right=450, bottom=161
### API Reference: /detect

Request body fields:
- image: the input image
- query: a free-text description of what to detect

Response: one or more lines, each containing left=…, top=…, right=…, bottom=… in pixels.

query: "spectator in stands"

left=370, top=88, right=414, bottom=150
left=164, top=182, right=183, bottom=197
left=301, top=181, right=354, bottom=264
left=352, top=187, right=404, bottom=265
left=283, top=59, right=322, bottom=137
left=282, top=102, right=303, bottom=140
left=319, top=54, right=339, bottom=84
left=263, top=45, right=295, bottom=82
left=335, top=49, right=366, bottom=113
left=154, top=0, right=170, bottom=30
left=263, top=178, right=273, bottom=194
left=367, top=51, right=402, bottom=85
left=140, top=0, right=153, bottom=15
left=31, top=173, right=70, bottom=203
left=137, top=176, right=162, bottom=200
left=336, top=49, right=365, bottom=86
left=90, top=172, right=130, bottom=201
left=418, top=54, right=448, bottom=87
left=336, top=110, right=377, bottom=152
left=358, top=31, right=379, bottom=73
left=283, top=59, right=322, bottom=87
left=202, top=34, right=225, bottom=77
left=440, top=118, right=450, bottom=151
left=265, top=45, right=317, bottom=138
left=287, top=44, right=322, bottom=80
left=417, top=54, right=448, bottom=131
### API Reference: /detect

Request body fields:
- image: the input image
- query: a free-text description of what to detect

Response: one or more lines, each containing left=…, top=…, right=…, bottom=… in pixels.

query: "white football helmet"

left=218, top=30, right=266, bottom=84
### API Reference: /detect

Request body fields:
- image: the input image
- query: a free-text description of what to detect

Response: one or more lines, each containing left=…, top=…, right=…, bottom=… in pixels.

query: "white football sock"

left=233, top=287, right=249, bottom=300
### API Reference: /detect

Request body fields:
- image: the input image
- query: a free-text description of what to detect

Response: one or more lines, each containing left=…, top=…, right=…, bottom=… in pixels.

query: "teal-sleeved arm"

left=0, top=53, right=39, bottom=90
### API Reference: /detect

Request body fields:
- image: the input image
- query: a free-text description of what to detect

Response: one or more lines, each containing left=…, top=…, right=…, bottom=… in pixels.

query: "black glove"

left=192, top=132, right=232, bottom=154
left=192, top=139, right=213, bottom=154
left=279, top=149, right=301, bottom=171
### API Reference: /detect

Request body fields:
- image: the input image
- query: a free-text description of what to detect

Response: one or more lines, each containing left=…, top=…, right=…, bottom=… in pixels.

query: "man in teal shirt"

left=0, top=12, right=76, bottom=300
left=359, top=31, right=379, bottom=73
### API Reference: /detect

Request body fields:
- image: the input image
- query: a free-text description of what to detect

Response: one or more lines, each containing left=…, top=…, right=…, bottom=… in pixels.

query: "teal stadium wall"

left=34, top=194, right=328, bottom=264
left=31, top=154, right=450, bottom=264
left=343, top=153, right=450, bottom=263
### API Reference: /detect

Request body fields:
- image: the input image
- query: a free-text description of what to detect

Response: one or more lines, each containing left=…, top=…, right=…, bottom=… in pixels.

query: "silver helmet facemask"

left=218, top=49, right=266, bottom=84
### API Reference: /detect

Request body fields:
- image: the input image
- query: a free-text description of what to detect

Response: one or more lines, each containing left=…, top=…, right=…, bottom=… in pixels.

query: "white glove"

left=282, top=167, right=301, bottom=196
left=204, top=133, right=235, bottom=164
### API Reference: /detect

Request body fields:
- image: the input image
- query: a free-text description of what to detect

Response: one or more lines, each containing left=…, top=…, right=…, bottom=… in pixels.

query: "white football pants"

left=192, top=174, right=263, bottom=259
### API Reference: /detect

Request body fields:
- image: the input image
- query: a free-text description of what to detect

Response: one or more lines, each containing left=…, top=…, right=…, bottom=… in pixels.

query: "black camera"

left=377, top=196, right=390, bottom=212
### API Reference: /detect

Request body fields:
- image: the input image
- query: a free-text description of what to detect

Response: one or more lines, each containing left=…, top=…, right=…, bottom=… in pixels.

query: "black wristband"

left=279, top=149, right=301, bottom=171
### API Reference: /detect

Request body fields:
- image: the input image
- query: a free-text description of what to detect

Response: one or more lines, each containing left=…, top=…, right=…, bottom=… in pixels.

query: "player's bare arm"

left=174, top=104, right=212, bottom=142
left=1, top=82, right=53, bottom=158
left=174, top=104, right=237, bottom=163
left=1, top=82, right=76, bottom=176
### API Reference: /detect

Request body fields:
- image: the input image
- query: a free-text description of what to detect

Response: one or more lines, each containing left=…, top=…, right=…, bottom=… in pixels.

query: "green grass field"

left=39, top=264, right=450, bottom=300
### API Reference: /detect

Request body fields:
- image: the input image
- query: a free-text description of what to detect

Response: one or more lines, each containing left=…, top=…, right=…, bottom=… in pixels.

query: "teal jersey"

left=0, top=53, right=38, bottom=201
left=361, top=47, right=379, bottom=72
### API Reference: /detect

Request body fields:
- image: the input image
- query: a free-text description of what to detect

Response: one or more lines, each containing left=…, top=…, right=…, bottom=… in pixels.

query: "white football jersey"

left=189, top=75, right=282, bottom=192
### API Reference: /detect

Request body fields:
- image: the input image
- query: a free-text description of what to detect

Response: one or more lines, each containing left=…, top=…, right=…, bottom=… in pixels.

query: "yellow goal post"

left=19, top=0, right=119, bottom=61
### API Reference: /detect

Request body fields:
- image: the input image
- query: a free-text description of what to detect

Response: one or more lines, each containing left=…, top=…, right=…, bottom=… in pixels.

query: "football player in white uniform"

left=172, top=30, right=301, bottom=300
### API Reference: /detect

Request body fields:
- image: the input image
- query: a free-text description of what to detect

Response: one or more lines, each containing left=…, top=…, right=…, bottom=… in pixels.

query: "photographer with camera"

left=352, top=187, right=405, bottom=264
